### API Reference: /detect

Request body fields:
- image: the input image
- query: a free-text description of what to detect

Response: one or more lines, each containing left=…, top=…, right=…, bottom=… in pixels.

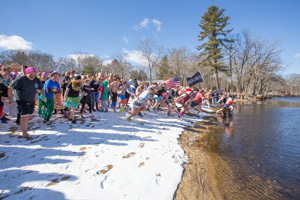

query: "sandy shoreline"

left=175, top=114, right=224, bottom=200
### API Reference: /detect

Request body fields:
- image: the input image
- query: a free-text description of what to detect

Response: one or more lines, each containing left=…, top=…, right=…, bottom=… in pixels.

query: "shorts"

left=111, top=92, right=118, bottom=103
left=191, top=101, right=199, bottom=108
left=175, top=102, right=183, bottom=108
left=17, top=100, right=35, bottom=116
left=120, top=95, right=126, bottom=100
left=130, top=98, right=146, bottom=109
left=165, top=98, right=172, bottom=105
left=154, top=95, right=163, bottom=102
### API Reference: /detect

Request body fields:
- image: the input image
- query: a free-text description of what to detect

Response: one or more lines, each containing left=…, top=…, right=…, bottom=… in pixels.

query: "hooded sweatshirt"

left=101, top=80, right=109, bottom=101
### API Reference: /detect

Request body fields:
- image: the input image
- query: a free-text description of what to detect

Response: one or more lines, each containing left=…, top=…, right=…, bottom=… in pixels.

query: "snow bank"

left=0, top=110, right=201, bottom=200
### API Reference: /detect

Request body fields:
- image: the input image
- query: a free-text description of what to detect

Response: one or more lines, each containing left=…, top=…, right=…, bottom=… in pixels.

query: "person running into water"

left=8, top=67, right=46, bottom=138
left=190, top=88, right=204, bottom=115
left=80, top=79, right=93, bottom=118
left=153, top=83, right=167, bottom=112
left=38, top=71, right=60, bottom=124
left=175, top=88, right=192, bottom=119
left=216, top=95, right=234, bottom=114
left=166, top=86, right=179, bottom=116
left=127, top=87, right=154, bottom=121
left=64, top=75, right=82, bottom=123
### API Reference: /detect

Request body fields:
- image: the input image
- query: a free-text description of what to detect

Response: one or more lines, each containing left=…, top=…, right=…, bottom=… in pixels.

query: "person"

left=153, top=83, right=167, bottom=111
left=80, top=79, right=93, bottom=118
left=190, top=89, right=204, bottom=114
left=40, top=72, right=48, bottom=84
left=165, top=86, right=179, bottom=116
left=216, top=95, right=234, bottom=114
left=61, top=76, right=70, bottom=117
left=1, top=66, right=13, bottom=86
left=119, top=81, right=129, bottom=113
left=53, top=72, right=63, bottom=114
left=100, top=79, right=109, bottom=112
left=110, top=76, right=120, bottom=112
left=90, top=75, right=99, bottom=111
left=175, top=88, right=192, bottom=119
left=64, top=75, right=82, bottom=123
left=8, top=67, right=46, bottom=138
left=0, top=75, right=8, bottom=123
left=127, top=87, right=154, bottom=121
left=38, top=71, right=60, bottom=123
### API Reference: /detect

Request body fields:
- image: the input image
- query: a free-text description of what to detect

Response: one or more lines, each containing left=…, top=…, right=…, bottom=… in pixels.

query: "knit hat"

left=41, top=72, right=47, bottom=77
left=25, top=67, right=36, bottom=74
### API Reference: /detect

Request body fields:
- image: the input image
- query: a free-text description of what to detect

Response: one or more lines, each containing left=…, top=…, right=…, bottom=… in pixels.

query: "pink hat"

left=25, top=67, right=37, bottom=74
left=41, top=72, right=47, bottom=77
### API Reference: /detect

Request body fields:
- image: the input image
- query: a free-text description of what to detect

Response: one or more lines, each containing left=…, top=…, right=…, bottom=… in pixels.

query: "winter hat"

left=50, top=71, right=59, bottom=77
left=41, top=72, right=47, bottom=77
left=25, top=67, right=37, bottom=74
left=186, top=88, right=192, bottom=92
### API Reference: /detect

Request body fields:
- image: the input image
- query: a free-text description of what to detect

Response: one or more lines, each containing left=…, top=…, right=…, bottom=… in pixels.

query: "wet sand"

left=175, top=114, right=223, bottom=200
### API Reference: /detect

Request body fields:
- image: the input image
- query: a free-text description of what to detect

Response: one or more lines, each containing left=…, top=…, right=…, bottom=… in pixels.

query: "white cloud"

left=0, top=35, right=33, bottom=50
left=152, top=19, right=162, bottom=32
left=122, top=37, right=129, bottom=44
left=67, top=53, right=94, bottom=63
left=122, top=48, right=148, bottom=66
left=295, top=53, right=300, bottom=59
left=140, top=18, right=150, bottom=27
left=132, top=18, right=162, bottom=32
left=103, top=59, right=113, bottom=66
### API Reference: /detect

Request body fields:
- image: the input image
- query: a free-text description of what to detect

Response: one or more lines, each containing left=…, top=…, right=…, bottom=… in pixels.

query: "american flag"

left=164, top=77, right=181, bottom=88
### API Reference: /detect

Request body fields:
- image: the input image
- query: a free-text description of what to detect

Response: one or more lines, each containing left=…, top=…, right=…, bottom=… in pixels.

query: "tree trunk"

left=214, top=67, right=220, bottom=89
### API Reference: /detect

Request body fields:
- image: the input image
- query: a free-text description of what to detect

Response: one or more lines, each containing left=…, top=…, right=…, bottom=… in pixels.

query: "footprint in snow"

left=138, top=162, right=145, bottom=168
left=139, top=143, right=145, bottom=148
left=96, top=165, right=113, bottom=175
left=123, top=152, right=136, bottom=159
left=46, top=176, right=71, bottom=187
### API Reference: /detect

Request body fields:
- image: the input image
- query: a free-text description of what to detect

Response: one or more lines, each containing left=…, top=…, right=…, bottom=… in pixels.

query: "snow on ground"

left=0, top=109, right=203, bottom=200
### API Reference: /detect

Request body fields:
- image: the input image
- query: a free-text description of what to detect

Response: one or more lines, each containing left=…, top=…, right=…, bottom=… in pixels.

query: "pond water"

left=199, top=97, right=300, bottom=199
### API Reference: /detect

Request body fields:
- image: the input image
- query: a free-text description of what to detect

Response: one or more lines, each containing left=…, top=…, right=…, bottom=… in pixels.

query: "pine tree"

left=197, top=5, right=232, bottom=89
left=157, top=55, right=174, bottom=80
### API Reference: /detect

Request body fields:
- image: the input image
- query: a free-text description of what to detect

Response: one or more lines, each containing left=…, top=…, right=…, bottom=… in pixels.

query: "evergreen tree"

left=197, top=5, right=232, bottom=89
left=157, top=55, right=174, bottom=80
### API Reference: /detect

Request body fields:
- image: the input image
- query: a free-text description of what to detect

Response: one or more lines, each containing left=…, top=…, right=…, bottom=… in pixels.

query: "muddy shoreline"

left=174, top=114, right=223, bottom=200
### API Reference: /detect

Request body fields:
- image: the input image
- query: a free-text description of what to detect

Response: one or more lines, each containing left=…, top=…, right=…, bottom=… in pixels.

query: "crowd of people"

left=0, top=65, right=234, bottom=138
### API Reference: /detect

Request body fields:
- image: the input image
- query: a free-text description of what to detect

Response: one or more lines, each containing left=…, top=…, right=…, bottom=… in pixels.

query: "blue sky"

left=0, top=0, right=300, bottom=74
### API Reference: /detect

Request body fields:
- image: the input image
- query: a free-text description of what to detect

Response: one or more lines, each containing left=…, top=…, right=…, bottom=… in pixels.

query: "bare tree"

left=138, top=38, right=163, bottom=83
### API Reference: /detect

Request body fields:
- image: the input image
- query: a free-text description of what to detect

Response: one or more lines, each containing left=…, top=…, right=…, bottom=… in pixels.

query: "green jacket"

left=101, top=80, right=109, bottom=100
